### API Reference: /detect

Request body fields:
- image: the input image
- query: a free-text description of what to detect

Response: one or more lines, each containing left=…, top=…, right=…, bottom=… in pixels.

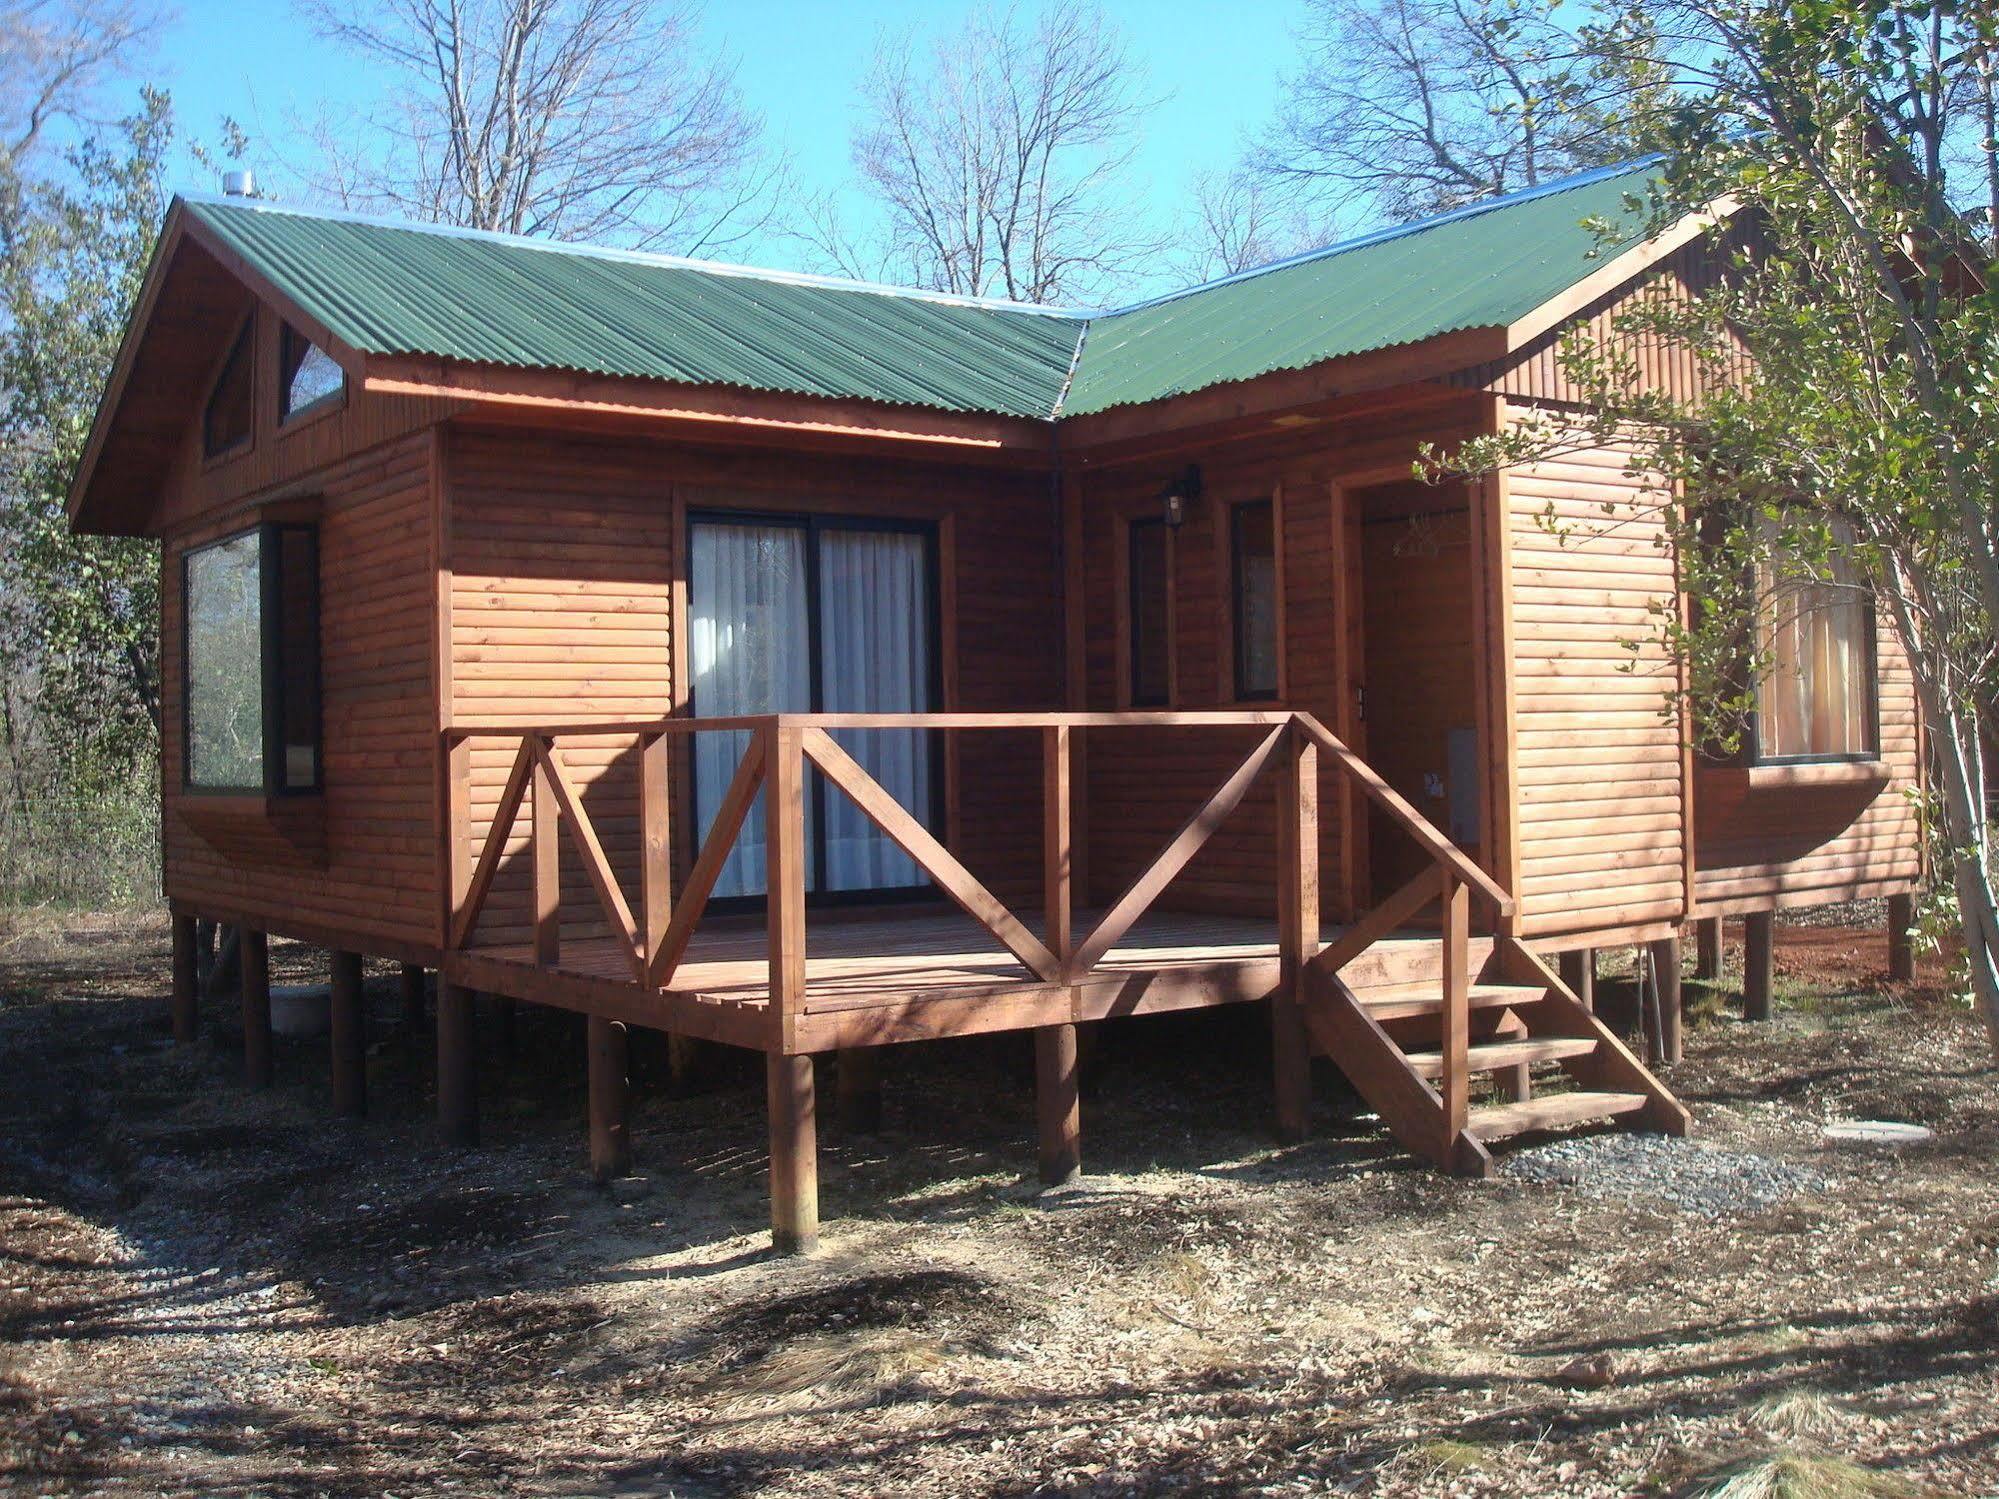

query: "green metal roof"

left=180, top=159, right=1660, bottom=424
left=1061, top=159, right=1657, bottom=416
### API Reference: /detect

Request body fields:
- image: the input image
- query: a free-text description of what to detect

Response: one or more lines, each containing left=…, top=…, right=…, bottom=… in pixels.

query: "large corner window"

left=1127, top=517, right=1171, bottom=707
left=1231, top=498, right=1278, bottom=700
left=184, top=523, right=322, bottom=793
left=279, top=323, right=345, bottom=420
left=1755, top=544, right=1876, bottom=762
left=203, top=320, right=254, bottom=458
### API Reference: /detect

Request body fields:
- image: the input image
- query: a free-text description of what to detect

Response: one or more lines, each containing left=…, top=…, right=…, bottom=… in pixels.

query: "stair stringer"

left=1491, top=938, right=1693, bottom=1137
left=1297, top=967, right=1495, bottom=1178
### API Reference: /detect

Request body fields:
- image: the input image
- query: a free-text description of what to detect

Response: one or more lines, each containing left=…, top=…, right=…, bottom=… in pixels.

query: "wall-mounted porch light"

left=1160, top=464, right=1203, bottom=529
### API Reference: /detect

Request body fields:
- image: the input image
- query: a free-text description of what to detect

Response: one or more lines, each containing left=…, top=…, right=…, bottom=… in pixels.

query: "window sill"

left=1712, top=760, right=1893, bottom=791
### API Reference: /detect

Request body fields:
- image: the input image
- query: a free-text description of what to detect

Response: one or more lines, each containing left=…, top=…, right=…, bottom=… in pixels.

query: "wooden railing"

left=442, top=711, right=1513, bottom=1117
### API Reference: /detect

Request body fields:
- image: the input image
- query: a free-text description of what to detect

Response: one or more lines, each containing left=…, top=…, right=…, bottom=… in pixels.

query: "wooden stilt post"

left=438, top=981, right=478, bottom=1144
left=399, top=963, right=427, bottom=1033
left=836, top=1047, right=883, bottom=1134
left=330, top=950, right=366, bottom=1118
left=1558, top=948, right=1595, bottom=1011
left=1651, top=936, right=1683, bottom=1064
left=1694, top=916, right=1723, bottom=980
left=1035, top=1023, right=1082, bottom=1185
left=587, top=1015, right=630, bottom=1182
left=667, top=1033, right=698, bottom=1092
left=765, top=724, right=816, bottom=1254
left=1743, top=910, right=1774, bottom=1022
left=1887, top=892, right=1915, bottom=982
left=1035, top=723, right=1081, bottom=1180
left=767, top=1052, right=818, bottom=1254
left=1272, top=724, right=1318, bottom=1144
left=241, top=929, right=272, bottom=1090
left=170, top=912, right=198, bottom=1045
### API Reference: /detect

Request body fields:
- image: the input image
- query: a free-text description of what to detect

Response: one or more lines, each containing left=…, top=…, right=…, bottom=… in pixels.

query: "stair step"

left=1465, top=1090, right=1649, bottom=1142
left=1405, top=1036, right=1597, bottom=1078
left=1360, top=982, right=1545, bottom=1022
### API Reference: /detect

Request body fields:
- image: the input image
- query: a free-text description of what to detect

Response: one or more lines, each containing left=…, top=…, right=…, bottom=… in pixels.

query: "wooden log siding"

left=445, top=428, right=1064, bottom=944
left=1504, top=431, right=1689, bottom=941
left=161, top=430, right=441, bottom=950
left=1074, top=398, right=1489, bottom=921
left=1693, top=597, right=1922, bottom=913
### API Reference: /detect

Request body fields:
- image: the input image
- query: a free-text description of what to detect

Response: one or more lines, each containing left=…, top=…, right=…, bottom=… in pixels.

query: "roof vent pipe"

left=222, top=169, right=256, bottom=198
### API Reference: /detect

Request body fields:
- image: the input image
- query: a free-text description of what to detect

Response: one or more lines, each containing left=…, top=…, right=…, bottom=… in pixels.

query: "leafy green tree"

left=0, top=87, right=175, bottom=789
left=1442, top=1, right=1999, bottom=1054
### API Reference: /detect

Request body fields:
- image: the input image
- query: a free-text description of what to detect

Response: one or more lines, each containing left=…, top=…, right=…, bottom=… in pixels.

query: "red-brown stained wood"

left=767, top=1052, right=818, bottom=1253
left=1035, top=1023, right=1082, bottom=1184
left=331, top=949, right=366, bottom=1118
left=587, top=1015, right=630, bottom=1180
left=241, top=929, right=271, bottom=1090
left=438, top=982, right=478, bottom=1144
left=171, top=913, right=198, bottom=1045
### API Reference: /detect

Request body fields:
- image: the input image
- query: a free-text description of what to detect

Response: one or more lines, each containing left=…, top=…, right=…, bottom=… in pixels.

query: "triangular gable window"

left=280, top=323, right=345, bottom=419
left=202, top=320, right=254, bottom=458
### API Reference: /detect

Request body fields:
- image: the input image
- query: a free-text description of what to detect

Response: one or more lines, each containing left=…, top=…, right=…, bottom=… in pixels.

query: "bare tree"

left=1247, top=0, right=1669, bottom=225
left=292, top=0, right=780, bottom=253
left=1172, top=167, right=1322, bottom=285
left=0, top=0, right=164, bottom=167
left=815, top=4, right=1155, bottom=305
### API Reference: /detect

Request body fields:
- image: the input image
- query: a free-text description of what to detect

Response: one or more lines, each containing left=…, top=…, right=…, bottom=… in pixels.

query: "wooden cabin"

left=69, top=162, right=1922, bottom=1252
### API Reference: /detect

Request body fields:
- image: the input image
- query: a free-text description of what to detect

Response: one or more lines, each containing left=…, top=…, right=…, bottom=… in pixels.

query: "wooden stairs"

left=1298, top=930, right=1690, bottom=1176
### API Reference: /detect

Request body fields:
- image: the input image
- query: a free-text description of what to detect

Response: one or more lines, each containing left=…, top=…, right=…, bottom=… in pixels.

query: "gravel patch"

left=1502, top=1132, right=1830, bottom=1218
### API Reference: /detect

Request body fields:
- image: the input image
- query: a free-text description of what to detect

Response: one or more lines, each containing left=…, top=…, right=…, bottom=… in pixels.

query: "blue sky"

left=145, top=0, right=1305, bottom=296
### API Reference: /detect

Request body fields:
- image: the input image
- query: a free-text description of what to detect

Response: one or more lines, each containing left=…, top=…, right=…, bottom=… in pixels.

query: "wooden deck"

left=447, top=905, right=1364, bottom=1052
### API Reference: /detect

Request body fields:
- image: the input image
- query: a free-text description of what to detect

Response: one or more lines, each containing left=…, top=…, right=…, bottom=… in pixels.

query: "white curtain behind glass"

left=818, top=529, right=933, bottom=890
left=1758, top=563, right=1869, bottom=759
left=690, top=523, right=812, bottom=897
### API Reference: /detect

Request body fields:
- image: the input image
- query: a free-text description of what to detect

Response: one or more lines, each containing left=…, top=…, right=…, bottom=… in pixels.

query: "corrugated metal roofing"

left=181, top=158, right=1659, bottom=423
left=185, top=198, right=1087, bottom=420
left=1061, top=159, right=1658, bottom=416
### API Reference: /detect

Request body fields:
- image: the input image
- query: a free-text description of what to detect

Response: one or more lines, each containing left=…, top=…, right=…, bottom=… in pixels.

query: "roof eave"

left=364, top=354, right=1058, bottom=456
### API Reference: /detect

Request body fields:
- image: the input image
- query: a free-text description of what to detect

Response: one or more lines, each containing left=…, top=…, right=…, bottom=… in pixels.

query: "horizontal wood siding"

left=1506, top=430, right=1688, bottom=940
left=1694, top=603, right=1922, bottom=912
left=1075, top=394, right=1490, bottom=921
left=162, top=432, right=440, bottom=953
left=1453, top=224, right=1758, bottom=407
left=447, top=428, right=1062, bottom=949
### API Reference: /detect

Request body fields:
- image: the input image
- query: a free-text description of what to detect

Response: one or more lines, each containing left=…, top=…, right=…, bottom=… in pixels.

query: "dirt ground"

left=2, top=909, right=1996, bottom=1498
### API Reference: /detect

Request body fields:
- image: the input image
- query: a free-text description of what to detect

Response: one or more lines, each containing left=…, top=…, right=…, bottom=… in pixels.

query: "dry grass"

left=1749, top=1391, right=1855, bottom=1443
left=1697, top=1450, right=1925, bottom=1499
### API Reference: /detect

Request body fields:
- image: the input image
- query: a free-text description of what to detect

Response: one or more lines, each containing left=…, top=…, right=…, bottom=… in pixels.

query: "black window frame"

left=1230, top=497, right=1279, bottom=702
left=202, top=317, right=256, bottom=460
left=277, top=322, right=347, bottom=423
left=1126, top=515, right=1171, bottom=708
left=180, top=521, right=323, bottom=797
left=685, top=506, right=946, bottom=909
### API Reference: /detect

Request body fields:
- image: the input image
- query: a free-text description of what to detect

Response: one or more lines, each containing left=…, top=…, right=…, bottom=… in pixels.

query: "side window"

left=1755, top=542, right=1877, bottom=761
left=1231, top=498, right=1278, bottom=699
left=202, top=320, right=254, bottom=458
left=1127, top=517, right=1171, bottom=707
left=184, top=523, right=321, bottom=793
left=279, top=323, right=345, bottom=420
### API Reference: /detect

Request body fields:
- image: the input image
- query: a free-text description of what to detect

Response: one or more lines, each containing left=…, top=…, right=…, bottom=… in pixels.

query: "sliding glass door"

left=688, top=513, right=938, bottom=900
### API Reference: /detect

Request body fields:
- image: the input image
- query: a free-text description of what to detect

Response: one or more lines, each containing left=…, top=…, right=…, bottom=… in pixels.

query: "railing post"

left=532, top=739, right=560, bottom=969
left=1439, top=867, right=1470, bottom=1147
left=1273, top=720, right=1318, bottom=1144
left=766, top=721, right=808, bottom=1044
left=640, top=730, right=672, bottom=981
left=766, top=720, right=816, bottom=1253
left=1037, top=723, right=1081, bottom=1183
